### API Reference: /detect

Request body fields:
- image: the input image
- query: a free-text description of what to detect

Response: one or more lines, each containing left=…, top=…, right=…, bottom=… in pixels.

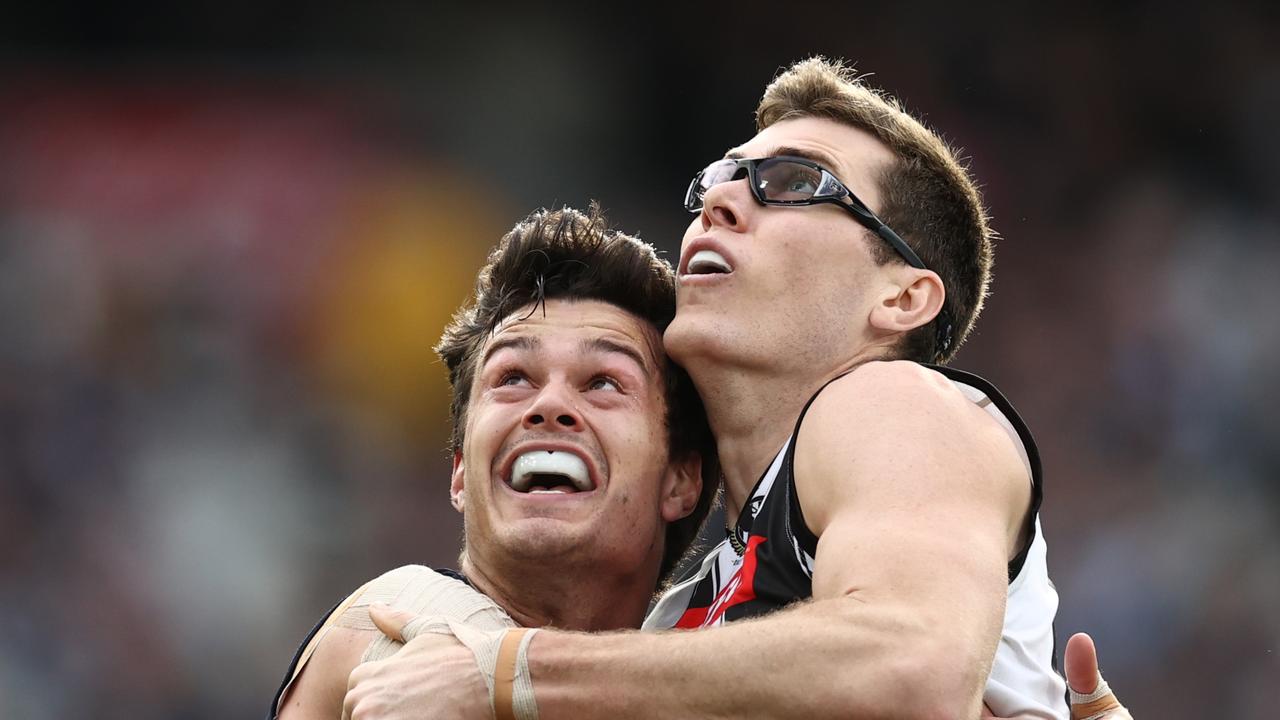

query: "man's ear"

left=868, top=268, right=946, bottom=336
left=661, top=452, right=703, bottom=523
left=450, top=450, right=466, bottom=513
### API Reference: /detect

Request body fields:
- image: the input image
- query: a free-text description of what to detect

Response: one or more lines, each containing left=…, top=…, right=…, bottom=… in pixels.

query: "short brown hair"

left=435, top=205, right=718, bottom=581
left=757, top=57, right=994, bottom=363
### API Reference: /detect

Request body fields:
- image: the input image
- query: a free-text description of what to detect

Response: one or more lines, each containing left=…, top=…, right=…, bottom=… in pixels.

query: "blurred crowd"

left=1, top=4, right=1277, bottom=718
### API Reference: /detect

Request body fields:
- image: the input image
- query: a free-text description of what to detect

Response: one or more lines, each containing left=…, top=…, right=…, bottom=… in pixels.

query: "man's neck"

left=690, top=350, right=881, bottom=524
left=461, top=551, right=657, bottom=632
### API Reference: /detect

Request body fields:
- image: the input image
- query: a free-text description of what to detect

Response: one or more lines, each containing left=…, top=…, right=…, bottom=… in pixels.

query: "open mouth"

left=684, top=249, right=733, bottom=276
left=505, top=449, right=596, bottom=494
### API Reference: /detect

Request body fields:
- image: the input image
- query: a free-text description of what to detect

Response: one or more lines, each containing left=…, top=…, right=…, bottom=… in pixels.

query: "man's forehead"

left=484, top=299, right=665, bottom=370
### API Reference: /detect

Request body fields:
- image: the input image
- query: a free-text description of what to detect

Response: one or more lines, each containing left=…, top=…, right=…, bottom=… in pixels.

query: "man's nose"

left=700, top=174, right=753, bottom=232
left=523, top=382, right=582, bottom=431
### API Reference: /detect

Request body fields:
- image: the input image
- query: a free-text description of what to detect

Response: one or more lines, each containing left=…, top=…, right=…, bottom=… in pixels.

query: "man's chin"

left=665, top=313, right=745, bottom=372
left=664, top=313, right=715, bottom=365
left=491, top=518, right=596, bottom=562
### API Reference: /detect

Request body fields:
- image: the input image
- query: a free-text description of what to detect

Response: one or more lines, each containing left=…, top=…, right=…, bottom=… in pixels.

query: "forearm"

left=528, top=597, right=988, bottom=720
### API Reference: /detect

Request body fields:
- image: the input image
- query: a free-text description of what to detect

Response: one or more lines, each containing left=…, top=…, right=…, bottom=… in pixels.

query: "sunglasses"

left=684, top=155, right=953, bottom=358
left=684, top=155, right=929, bottom=270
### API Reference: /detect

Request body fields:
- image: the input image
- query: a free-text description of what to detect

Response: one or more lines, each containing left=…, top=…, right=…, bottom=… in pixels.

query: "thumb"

left=1065, top=632, right=1100, bottom=693
left=1066, top=632, right=1129, bottom=720
left=369, top=602, right=420, bottom=643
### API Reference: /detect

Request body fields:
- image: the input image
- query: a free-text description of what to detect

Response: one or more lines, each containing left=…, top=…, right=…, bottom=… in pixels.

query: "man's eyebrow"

left=480, top=335, right=537, bottom=367
left=725, top=146, right=843, bottom=176
left=582, top=337, right=652, bottom=378
left=770, top=146, right=844, bottom=173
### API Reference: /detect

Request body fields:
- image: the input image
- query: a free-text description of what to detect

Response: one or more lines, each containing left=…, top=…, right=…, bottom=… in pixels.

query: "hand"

left=1065, top=632, right=1133, bottom=720
left=976, top=633, right=1132, bottom=720
left=341, top=604, right=492, bottom=720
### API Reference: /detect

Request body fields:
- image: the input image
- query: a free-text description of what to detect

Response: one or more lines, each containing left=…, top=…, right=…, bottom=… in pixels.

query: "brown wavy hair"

left=435, top=204, right=718, bottom=582
left=757, top=57, right=995, bottom=363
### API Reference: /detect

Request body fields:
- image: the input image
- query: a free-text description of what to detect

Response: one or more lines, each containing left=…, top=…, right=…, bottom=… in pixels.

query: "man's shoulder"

left=274, top=574, right=386, bottom=719
left=808, top=360, right=978, bottom=436
left=796, top=360, right=1027, bottom=501
left=274, top=565, right=483, bottom=718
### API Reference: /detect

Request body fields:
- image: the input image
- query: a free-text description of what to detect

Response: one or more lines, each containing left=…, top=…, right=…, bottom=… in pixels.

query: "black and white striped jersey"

left=644, top=365, right=1069, bottom=719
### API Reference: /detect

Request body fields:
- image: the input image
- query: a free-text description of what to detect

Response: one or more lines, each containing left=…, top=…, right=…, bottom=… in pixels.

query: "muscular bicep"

left=805, top=433, right=1015, bottom=606
left=795, top=365, right=1027, bottom=652
left=810, top=499, right=1010, bottom=624
left=277, top=626, right=378, bottom=720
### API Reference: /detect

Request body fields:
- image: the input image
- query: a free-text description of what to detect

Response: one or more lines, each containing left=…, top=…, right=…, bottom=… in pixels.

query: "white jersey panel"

left=985, top=518, right=1066, bottom=718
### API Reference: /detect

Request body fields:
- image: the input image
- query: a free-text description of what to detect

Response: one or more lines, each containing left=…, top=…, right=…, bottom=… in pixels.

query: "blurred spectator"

left=0, top=4, right=1276, bottom=717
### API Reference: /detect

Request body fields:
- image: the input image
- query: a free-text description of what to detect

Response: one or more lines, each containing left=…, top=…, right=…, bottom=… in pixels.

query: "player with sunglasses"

left=346, top=58, right=1132, bottom=720
left=682, top=153, right=955, bottom=359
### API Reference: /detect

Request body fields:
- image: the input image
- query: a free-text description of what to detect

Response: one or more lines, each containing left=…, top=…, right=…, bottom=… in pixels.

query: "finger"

left=369, top=602, right=418, bottom=643
left=341, top=684, right=357, bottom=720
left=1065, top=633, right=1125, bottom=720
left=1065, top=632, right=1100, bottom=693
left=342, top=661, right=368, bottom=720
left=346, top=660, right=372, bottom=692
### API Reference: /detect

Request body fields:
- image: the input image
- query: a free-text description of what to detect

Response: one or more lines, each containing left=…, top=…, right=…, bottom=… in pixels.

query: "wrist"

left=526, top=629, right=657, bottom=720
left=495, top=628, right=539, bottom=720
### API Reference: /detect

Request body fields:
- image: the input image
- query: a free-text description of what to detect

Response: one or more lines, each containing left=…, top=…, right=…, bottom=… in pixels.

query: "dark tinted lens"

left=756, top=159, right=822, bottom=202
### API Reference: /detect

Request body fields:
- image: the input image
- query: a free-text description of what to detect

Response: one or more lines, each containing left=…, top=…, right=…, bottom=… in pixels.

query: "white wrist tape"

left=399, top=616, right=540, bottom=720
left=1068, top=675, right=1111, bottom=705
left=329, top=565, right=539, bottom=719
left=343, top=565, right=515, bottom=664
left=1069, top=674, right=1132, bottom=720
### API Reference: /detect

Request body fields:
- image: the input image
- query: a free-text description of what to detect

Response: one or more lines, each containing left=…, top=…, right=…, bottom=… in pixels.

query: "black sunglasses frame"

left=684, top=155, right=954, bottom=359
left=685, top=155, right=929, bottom=270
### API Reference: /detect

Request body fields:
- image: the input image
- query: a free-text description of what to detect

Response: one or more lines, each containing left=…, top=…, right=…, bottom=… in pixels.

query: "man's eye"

left=784, top=172, right=818, bottom=194
left=499, top=372, right=529, bottom=387
left=587, top=377, right=620, bottom=392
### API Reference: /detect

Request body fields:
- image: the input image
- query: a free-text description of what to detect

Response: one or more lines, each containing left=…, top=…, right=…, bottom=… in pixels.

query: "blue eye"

left=499, top=372, right=529, bottom=387
left=588, top=377, right=620, bottom=392
left=786, top=177, right=817, bottom=193
left=758, top=160, right=822, bottom=201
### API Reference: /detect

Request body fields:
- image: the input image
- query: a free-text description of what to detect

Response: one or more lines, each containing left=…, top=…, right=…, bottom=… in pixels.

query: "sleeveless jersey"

left=644, top=365, right=1069, bottom=719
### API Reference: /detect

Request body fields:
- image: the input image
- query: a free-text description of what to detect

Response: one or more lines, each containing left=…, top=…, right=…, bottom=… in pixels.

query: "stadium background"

left=2, top=4, right=1277, bottom=717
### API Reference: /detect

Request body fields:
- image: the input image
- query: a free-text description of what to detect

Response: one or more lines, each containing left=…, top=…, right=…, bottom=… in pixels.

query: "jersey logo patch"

left=674, top=536, right=766, bottom=628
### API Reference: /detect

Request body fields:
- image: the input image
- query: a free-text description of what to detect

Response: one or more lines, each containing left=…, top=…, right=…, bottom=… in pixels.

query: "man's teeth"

left=509, top=450, right=593, bottom=492
left=687, top=249, right=732, bottom=275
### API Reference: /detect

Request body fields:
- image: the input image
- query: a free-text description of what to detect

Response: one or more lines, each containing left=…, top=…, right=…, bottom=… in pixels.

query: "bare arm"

left=279, top=625, right=378, bottom=720
left=525, top=363, right=1029, bottom=719
left=284, top=565, right=510, bottom=719
left=346, top=364, right=1030, bottom=720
